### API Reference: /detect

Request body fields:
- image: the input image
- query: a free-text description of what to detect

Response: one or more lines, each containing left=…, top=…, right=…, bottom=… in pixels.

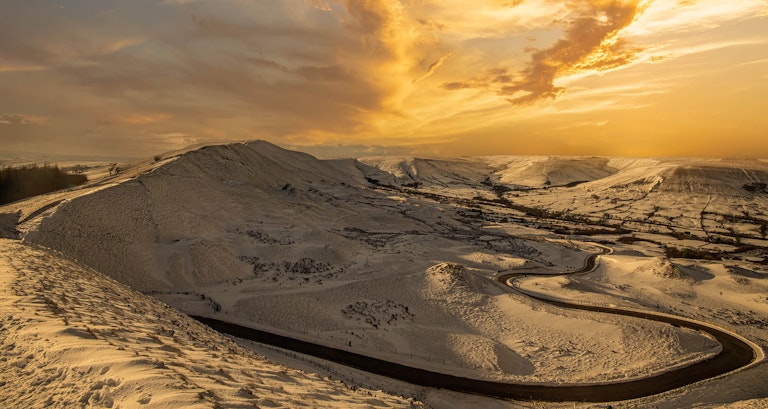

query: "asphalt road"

left=190, top=251, right=760, bottom=402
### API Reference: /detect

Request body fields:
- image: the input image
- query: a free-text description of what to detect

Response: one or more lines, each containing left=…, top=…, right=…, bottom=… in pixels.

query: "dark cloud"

left=189, top=13, right=347, bottom=49
left=246, top=57, right=286, bottom=71
left=0, top=112, right=55, bottom=154
left=0, top=0, right=440, bottom=156
left=0, top=113, right=43, bottom=126
left=0, top=1, right=397, bottom=145
left=338, top=0, right=409, bottom=59
left=341, top=0, right=391, bottom=35
left=284, top=142, right=414, bottom=158
left=0, top=35, right=55, bottom=68
left=246, top=57, right=350, bottom=82
left=294, top=65, right=350, bottom=82
left=417, top=18, right=447, bottom=31
left=441, top=82, right=476, bottom=91
left=439, top=67, right=508, bottom=91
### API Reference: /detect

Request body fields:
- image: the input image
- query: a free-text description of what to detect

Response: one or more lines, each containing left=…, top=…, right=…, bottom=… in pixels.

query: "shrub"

left=743, top=182, right=767, bottom=194
left=664, top=245, right=722, bottom=260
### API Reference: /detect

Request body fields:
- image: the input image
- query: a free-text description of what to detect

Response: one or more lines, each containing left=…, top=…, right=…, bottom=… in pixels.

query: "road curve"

left=191, top=250, right=761, bottom=402
left=495, top=249, right=760, bottom=401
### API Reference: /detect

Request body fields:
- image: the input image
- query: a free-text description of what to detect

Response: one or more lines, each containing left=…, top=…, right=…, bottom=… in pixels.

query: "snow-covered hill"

left=489, top=156, right=619, bottom=188
left=21, top=141, right=373, bottom=290
left=0, top=239, right=415, bottom=408
left=3, top=141, right=768, bottom=408
left=357, top=157, right=494, bottom=187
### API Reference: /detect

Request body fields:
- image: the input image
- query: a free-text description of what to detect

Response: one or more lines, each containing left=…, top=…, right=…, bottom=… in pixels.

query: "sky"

left=0, top=0, right=766, bottom=159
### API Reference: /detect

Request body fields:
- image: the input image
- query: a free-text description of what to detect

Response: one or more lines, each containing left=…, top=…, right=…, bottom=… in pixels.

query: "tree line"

left=0, top=164, right=87, bottom=205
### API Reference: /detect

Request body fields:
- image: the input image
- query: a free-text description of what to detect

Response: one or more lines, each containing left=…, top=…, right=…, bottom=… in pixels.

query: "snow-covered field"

left=2, top=141, right=767, bottom=408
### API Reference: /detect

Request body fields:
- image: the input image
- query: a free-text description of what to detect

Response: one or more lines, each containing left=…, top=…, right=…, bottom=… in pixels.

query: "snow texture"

left=0, top=240, right=417, bottom=408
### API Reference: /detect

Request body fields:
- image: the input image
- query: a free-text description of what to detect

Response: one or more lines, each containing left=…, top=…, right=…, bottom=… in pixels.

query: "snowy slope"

left=10, top=141, right=728, bottom=388
left=22, top=141, right=371, bottom=290
left=657, top=161, right=768, bottom=196
left=358, top=156, right=494, bottom=187
left=5, top=142, right=768, bottom=408
left=489, top=156, right=618, bottom=188
left=567, top=158, right=768, bottom=196
left=484, top=157, right=768, bottom=244
left=0, top=239, right=415, bottom=408
left=366, top=154, right=768, bottom=198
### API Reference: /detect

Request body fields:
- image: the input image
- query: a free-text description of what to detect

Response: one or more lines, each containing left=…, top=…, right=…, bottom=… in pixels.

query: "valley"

left=2, top=141, right=767, bottom=408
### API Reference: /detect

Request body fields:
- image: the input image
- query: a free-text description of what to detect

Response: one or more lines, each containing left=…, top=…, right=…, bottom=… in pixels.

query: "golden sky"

left=1, top=0, right=766, bottom=158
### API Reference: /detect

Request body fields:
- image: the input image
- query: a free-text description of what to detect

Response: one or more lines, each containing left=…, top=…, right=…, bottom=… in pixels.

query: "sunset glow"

left=1, top=0, right=766, bottom=158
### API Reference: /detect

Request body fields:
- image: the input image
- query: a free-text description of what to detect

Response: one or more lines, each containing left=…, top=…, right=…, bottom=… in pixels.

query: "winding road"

left=192, top=248, right=762, bottom=402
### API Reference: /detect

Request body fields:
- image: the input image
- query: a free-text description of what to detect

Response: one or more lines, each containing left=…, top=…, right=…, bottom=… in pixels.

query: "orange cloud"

left=437, top=1, right=648, bottom=107
left=333, top=0, right=437, bottom=126
left=413, top=53, right=454, bottom=84
left=1, top=0, right=765, bottom=158
left=0, top=113, right=46, bottom=126
left=500, top=0, right=647, bottom=105
left=118, top=113, right=170, bottom=125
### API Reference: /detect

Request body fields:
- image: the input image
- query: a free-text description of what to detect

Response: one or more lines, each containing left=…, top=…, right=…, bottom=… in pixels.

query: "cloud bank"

left=0, top=0, right=765, bottom=157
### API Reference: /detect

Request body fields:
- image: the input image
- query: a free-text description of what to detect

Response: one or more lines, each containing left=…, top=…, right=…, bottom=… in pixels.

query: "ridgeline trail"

left=192, top=248, right=761, bottom=402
